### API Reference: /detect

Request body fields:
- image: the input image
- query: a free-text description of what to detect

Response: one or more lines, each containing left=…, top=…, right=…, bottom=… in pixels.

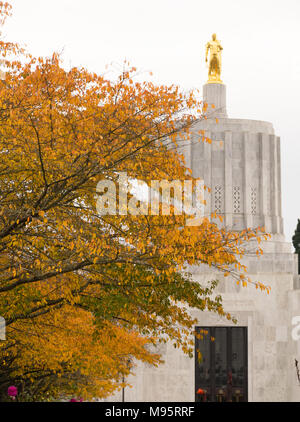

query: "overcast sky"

left=4, top=0, right=300, bottom=243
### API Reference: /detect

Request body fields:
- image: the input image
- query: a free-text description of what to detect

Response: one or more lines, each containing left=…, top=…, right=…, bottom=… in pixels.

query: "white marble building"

left=110, top=81, right=300, bottom=402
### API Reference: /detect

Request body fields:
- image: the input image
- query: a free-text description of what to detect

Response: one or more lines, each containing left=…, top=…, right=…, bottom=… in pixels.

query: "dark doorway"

left=195, top=327, right=248, bottom=402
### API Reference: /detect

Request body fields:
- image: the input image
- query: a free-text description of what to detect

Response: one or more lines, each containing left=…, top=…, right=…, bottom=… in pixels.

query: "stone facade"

left=106, top=83, right=299, bottom=402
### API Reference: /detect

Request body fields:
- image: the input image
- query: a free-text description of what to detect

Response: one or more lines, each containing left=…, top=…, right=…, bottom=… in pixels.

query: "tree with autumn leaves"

left=0, top=2, right=270, bottom=401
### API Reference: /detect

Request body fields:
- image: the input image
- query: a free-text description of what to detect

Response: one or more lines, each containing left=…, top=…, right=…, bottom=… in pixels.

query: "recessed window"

left=195, top=327, right=248, bottom=402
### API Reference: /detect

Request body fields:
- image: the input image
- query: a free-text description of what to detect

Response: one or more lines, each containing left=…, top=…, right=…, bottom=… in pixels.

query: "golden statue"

left=205, top=33, right=223, bottom=83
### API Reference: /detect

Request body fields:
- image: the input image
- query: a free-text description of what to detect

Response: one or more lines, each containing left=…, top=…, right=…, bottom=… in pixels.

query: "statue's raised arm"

left=205, top=33, right=223, bottom=84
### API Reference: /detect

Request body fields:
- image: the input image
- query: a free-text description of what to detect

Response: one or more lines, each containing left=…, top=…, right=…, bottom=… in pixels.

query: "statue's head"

left=212, top=33, right=216, bottom=41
